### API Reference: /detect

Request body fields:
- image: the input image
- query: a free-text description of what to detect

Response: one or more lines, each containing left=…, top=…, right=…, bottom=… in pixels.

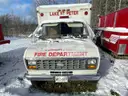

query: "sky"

left=0, top=0, right=91, bottom=22
left=0, top=0, right=34, bottom=21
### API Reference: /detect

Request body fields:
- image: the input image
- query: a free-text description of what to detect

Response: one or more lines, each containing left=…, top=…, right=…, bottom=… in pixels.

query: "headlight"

left=87, top=59, right=97, bottom=65
left=28, top=60, right=36, bottom=65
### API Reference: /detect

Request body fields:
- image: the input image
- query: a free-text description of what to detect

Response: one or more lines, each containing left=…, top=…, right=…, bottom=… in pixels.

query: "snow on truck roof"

left=39, top=18, right=87, bottom=26
left=37, top=3, right=91, bottom=9
left=97, top=27, right=128, bottom=33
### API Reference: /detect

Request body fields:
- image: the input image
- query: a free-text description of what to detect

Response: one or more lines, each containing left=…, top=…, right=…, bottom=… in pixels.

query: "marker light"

left=84, top=11, right=88, bottom=15
left=40, top=13, right=44, bottom=16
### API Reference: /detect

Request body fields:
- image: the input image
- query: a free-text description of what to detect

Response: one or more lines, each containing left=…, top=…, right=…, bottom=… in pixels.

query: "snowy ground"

left=96, top=51, right=128, bottom=96
left=0, top=37, right=128, bottom=96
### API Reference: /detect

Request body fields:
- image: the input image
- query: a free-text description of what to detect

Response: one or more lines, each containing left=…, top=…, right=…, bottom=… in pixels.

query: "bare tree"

left=114, top=0, right=117, bottom=11
left=118, top=0, right=122, bottom=10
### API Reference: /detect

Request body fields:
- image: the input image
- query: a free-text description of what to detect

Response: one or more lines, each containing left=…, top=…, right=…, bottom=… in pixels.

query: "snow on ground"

left=4, top=37, right=22, bottom=41
left=97, top=59, right=128, bottom=96
left=96, top=50, right=128, bottom=96
left=0, top=37, right=31, bottom=53
left=0, top=37, right=128, bottom=96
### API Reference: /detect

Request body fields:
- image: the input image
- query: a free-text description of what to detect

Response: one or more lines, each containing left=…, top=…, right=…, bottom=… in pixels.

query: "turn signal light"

left=28, top=66, right=37, bottom=69
left=87, top=65, right=96, bottom=69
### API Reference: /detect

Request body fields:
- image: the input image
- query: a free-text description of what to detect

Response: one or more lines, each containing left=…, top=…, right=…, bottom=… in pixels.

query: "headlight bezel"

left=86, top=58, right=98, bottom=69
left=27, top=60, right=36, bottom=66
left=87, top=58, right=97, bottom=65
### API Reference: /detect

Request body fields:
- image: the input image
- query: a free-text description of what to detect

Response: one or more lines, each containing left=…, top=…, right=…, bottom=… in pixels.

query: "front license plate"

left=55, top=76, right=68, bottom=83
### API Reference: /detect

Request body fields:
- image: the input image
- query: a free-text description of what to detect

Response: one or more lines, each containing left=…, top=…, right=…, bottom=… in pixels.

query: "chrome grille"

left=36, top=59, right=87, bottom=70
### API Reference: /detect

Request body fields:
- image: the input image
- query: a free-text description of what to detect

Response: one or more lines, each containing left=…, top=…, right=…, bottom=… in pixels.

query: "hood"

left=24, top=39, right=99, bottom=59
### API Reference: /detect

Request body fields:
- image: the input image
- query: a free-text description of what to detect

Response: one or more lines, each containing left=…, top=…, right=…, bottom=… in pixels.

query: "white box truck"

left=24, top=3, right=101, bottom=85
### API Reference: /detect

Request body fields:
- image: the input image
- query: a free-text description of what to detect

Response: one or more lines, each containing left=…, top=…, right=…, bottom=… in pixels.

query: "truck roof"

left=37, top=3, right=91, bottom=9
left=39, top=18, right=87, bottom=26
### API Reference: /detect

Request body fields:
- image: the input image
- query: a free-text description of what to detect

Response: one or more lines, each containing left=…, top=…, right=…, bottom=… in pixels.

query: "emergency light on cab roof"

left=60, top=16, right=69, bottom=19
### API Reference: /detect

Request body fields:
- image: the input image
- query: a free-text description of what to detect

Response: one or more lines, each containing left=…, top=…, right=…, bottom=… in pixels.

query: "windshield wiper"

left=61, top=34, right=87, bottom=39
left=81, top=34, right=88, bottom=38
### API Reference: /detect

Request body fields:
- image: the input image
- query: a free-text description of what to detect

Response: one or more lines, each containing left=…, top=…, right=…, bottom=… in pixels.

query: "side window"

left=83, top=25, right=89, bottom=36
left=38, top=27, right=43, bottom=35
left=34, top=26, right=43, bottom=37
left=86, top=25, right=95, bottom=39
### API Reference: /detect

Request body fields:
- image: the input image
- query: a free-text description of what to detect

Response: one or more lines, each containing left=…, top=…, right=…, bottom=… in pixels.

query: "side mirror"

left=92, top=36, right=97, bottom=43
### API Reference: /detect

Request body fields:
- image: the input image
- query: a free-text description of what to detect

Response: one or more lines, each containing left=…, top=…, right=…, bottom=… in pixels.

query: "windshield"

left=37, top=22, right=88, bottom=39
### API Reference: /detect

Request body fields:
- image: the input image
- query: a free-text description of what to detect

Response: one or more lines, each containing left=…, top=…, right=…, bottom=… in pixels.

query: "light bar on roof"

left=60, top=16, right=69, bottom=19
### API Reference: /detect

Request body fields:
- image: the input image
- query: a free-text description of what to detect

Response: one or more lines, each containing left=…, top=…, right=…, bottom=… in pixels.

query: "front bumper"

left=25, top=73, right=101, bottom=81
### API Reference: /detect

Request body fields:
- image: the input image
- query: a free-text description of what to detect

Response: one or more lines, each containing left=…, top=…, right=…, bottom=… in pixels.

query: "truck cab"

left=23, top=3, right=101, bottom=83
